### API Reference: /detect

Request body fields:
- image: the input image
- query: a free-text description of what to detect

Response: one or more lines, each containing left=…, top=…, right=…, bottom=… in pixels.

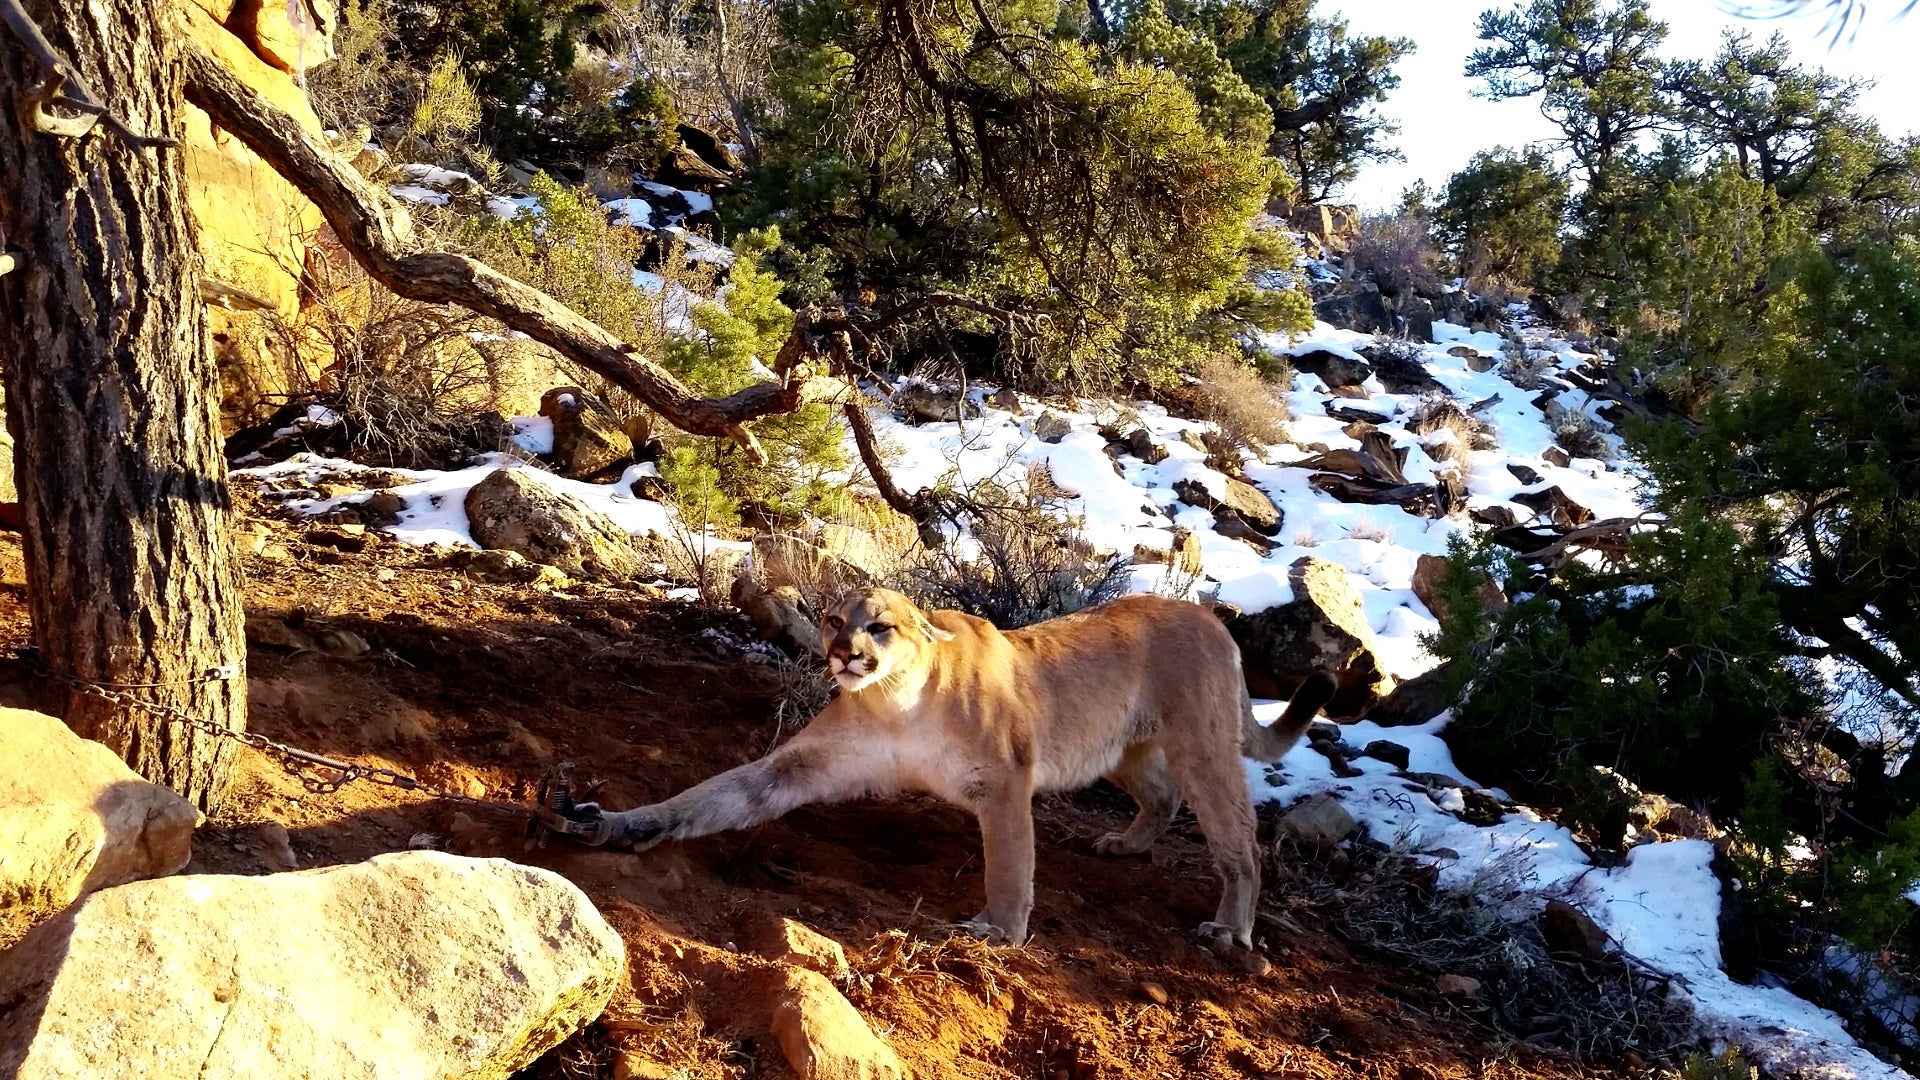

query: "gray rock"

left=1224, top=558, right=1392, bottom=718
left=1277, top=793, right=1357, bottom=844
left=464, top=468, right=640, bottom=581
left=1032, top=411, right=1074, bottom=444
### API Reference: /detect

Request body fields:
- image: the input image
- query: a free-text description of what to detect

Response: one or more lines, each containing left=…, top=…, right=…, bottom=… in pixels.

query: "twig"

left=0, top=0, right=177, bottom=149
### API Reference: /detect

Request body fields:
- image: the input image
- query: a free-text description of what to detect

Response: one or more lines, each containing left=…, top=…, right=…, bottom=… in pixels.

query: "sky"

left=1321, top=0, right=1920, bottom=210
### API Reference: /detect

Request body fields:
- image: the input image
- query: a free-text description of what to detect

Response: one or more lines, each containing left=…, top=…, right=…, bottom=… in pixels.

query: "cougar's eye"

left=826, top=615, right=845, bottom=630
left=868, top=623, right=892, bottom=636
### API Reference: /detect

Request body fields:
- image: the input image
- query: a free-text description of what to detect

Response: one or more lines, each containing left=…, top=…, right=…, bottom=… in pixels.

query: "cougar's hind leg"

left=1094, top=742, right=1180, bottom=857
left=1162, top=733, right=1262, bottom=953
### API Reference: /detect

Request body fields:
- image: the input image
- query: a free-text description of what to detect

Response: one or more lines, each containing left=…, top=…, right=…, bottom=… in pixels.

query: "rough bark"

left=179, top=43, right=812, bottom=465
left=0, top=0, right=246, bottom=810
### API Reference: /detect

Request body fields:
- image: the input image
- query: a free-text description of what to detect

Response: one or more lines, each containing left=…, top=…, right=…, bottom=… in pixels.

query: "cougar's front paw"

left=604, top=807, right=672, bottom=852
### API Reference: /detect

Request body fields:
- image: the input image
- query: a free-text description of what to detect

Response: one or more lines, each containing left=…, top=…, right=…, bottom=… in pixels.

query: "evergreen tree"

left=1436, top=146, right=1569, bottom=294
left=1167, top=0, right=1412, bottom=200
left=1466, top=0, right=1667, bottom=210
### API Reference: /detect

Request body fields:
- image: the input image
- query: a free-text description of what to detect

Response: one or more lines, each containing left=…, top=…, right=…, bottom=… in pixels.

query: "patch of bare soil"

left=0, top=514, right=1639, bottom=1080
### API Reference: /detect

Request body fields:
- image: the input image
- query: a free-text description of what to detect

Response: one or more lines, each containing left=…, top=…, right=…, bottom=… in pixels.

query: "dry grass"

left=1345, top=521, right=1391, bottom=544
left=1263, top=835, right=1696, bottom=1061
left=848, top=927, right=1032, bottom=1006
left=1189, top=352, right=1289, bottom=453
left=1407, top=394, right=1485, bottom=470
left=1294, top=529, right=1320, bottom=548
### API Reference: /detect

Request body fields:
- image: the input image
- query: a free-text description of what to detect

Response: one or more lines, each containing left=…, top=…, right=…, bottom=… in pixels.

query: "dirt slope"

left=0, top=517, right=1632, bottom=1080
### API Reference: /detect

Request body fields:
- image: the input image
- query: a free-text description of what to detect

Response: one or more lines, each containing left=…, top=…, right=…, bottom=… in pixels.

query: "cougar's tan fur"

left=601, top=588, right=1333, bottom=950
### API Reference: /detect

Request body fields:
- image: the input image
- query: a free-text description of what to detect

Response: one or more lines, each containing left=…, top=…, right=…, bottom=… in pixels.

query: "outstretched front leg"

left=594, top=728, right=885, bottom=850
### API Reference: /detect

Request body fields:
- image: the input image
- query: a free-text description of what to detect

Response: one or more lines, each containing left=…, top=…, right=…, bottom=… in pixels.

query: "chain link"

left=6, top=645, right=523, bottom=814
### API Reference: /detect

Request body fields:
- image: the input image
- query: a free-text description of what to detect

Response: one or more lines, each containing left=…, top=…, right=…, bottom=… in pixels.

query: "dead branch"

left=0, top=0, right=176, bottom=148
left=1519, top=514, right=1667, bottom=566
left=179, top=40, right=820, bottom=464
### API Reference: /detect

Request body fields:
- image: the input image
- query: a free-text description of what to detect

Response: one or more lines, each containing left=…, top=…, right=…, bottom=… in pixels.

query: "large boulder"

left=1291, top=349, right=1372, bottom=389
left=539, top=387, right=635, bottom=480
left=0, top=709, right=200, bottom=919
left=464, top=468, right=641, bottom=580
left=227, top=0, right=336, bottom=74
left=0, top=852, right=624, bottom=1080
left=1173, top=476, right=1282, bottom=536
left=1225, top=558, right=1393, bottom=718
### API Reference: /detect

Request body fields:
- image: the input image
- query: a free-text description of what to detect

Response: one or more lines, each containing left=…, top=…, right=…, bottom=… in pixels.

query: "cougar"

left=589, top=588, right=1335, bottom=953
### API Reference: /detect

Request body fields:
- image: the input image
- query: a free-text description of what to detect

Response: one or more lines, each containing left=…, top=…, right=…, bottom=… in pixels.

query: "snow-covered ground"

left=237, top=293, right=1910, bottom=1077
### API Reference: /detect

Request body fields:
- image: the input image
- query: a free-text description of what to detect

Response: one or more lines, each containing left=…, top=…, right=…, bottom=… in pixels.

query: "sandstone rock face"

left=464, top=468, right=641, bottom=580
left=767, top=966, right=909, bottom=1080
left=0, top=708, right=200, bottom=918
left=180, top=0, right=330, bottom=431
left=0, top=851, right=625, bottom=1080
left=540, top=387, right=636, bottom=479
left=1226, top=558, right=1392, bottom=718
left=228, top=0, right=337, bottom=74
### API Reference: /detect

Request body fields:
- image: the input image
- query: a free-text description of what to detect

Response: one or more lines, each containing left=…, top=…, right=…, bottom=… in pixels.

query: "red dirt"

left=0, top=515, right=1630, bottom=1080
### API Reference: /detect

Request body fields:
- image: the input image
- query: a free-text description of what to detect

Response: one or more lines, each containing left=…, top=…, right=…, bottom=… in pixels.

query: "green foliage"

left=1467, top=0, right=1667, bottom=209
left=657, top=443, right=741, bottom=531
left=1429, top=508, right=1813, bottom=823
left=1673, top=1048, right=1757, bottom=1080
left=460, top=173, right=660, bottom=347
left=1661, top=31, right=1920, bottom=244
left=1596, top=158, right=1813, bottom=407
left=1167, top=0, right=1412, bottom=200
left=736, top=0, right=1305, bottom=392
left=1436, top=147, right=1568, bottom=295
left=661, top=229, right=852, bottom=523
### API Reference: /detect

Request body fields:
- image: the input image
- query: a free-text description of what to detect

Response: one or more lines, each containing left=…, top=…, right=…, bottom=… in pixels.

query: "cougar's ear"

left=910, top=609, right=955, bottom=642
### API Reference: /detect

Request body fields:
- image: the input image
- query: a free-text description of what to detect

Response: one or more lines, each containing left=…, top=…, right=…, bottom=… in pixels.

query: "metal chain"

left=6, top=645, right=519, bottom=813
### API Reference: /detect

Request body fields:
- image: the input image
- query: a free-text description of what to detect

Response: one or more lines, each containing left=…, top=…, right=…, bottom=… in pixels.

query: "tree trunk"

left=0, top=0, right=247, bottom=811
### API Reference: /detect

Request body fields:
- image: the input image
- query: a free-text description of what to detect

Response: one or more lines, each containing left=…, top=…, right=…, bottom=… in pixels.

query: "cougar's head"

left=819, top=588, right=951, bottom=693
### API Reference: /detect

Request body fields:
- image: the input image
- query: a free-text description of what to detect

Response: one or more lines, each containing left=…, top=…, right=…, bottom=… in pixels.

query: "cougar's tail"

left=1240, top=673, right=1338, bottom=763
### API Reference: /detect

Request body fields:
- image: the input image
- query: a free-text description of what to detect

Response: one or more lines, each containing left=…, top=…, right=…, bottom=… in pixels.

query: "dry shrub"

left=1498, top=340, right=1554, bottom=390
left=1263, top=835, right=1695, bottom=1060
left=275, top=250, right=507, bottom=469
left=1352, top=210, right=1443, bottom=300
left=1407, top=393, right=1485, bottom=469
left=1345, top=521, right=1390, bottom=544
left=1546, top=401, right=1614, bottom=461
left=1189, top=352, right=1289, bottom=452
left=909, top=464, right=1131, bottom=629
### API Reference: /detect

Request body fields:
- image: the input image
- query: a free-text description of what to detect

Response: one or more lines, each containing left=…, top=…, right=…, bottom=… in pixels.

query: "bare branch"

left=178, top=40, right=823, bottom=464
left=0, top=0, right=176, bottom=148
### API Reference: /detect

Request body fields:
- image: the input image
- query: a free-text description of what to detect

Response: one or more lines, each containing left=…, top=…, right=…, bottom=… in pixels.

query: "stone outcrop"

left=180, top=0, right=330, bottom=431
left=0, top=851, right=625, bottom=1080
left=0, top=708, right=200, bottom=918
left=539, top=387, right=635, bottom=479
left=1225, top=558, right=1393, bottom=718
left=464, top=469, right=641, bottom=580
